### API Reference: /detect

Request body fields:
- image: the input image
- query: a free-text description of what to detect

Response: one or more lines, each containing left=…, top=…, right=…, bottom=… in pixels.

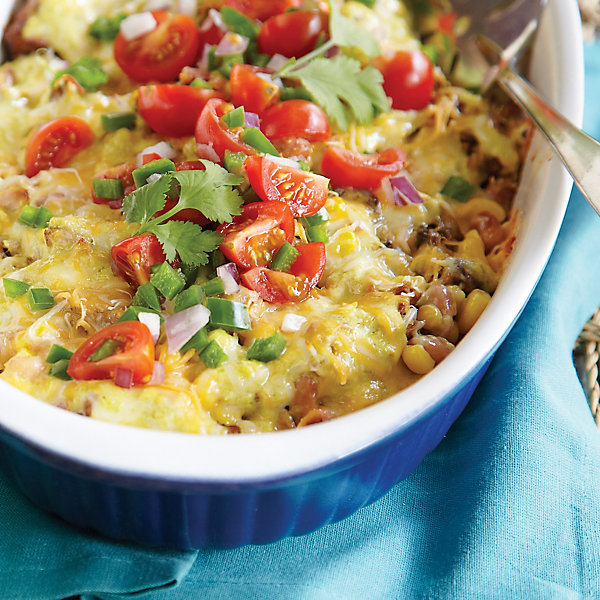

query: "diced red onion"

left=120, top=12, right=157, bottom=42
left=388, top=174, right=424, bottom=206
left=281, top=313, right=307, bottom=332
left=114, top=367, right=134, bottom=388
left=137, top=141, right=176, bottom=166
left=176, top=0, right=198, bottom=17
left=147, top=361, right=165, bottom=385
left=217, top=263, right=240, bottom=294
left=266, top=54, right=290, bottom=73
left=325, top=45, right=340, bottom=59
left=165, top=304, right=210, bottom=354
left=196, top=43, right=213, bottom=76
left=138, top=311, right=161, bottom=343
left=215, top=32, right=249, bottom=57
left=244, top=111, right=261, bottom=129
left=196, top=142, right=220, bottom=163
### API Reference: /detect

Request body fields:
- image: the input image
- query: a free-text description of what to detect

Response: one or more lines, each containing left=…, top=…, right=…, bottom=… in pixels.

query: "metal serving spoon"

left=447, top=0, right=600, bottom=217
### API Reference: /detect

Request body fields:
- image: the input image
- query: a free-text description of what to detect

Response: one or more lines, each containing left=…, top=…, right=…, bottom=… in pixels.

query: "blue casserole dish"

left=0, top=0, right=583, bottom=549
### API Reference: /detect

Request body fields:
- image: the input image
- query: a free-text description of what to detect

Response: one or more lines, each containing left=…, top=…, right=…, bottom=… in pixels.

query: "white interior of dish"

left=0, top=0, right=584, bottom=483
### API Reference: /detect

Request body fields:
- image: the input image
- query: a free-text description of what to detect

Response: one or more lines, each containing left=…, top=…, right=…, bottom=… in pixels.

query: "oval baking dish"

left=0, top=0, right=583, bottom=548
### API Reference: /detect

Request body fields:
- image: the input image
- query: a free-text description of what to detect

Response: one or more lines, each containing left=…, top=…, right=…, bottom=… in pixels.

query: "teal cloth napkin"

left=2, top=42, right=600, bottom=600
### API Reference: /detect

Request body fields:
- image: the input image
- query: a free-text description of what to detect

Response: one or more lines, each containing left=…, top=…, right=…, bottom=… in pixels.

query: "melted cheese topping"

left=0, top=0, right=528, bottom=434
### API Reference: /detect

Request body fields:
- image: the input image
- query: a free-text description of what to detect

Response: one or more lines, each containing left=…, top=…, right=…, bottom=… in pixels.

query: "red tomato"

left=137, top=84, right=225, bottom=137
left=67, top=321, right=155, bottom=384
left=224, top=0, right=302, bottom=21
left=240, top=242, right=325, bottom=303
left=320, top=146, right=406, bottom=191
left=261, top=100, right=330, bottom=142
left=244, top=156, right=329, bottom=217
left=239, top=243, right=324, bottom=303
left=141, top=152, right=162, bottom=164
left=25, top=117, right=94, bottom=178
left=195, top=98, right=257, bottom=162
left=241, top=268, right=308, bottom=303
left=175, top=160, right=206, bottom=171
left=229, top=64, right=280, bottom=115
left=91, top=163, right=135, bottom=209
left=289, top=242, right=326, bottom=288
left=257, top=10, right=328, bottom=58
left=216, top=201, right=294, bottom=269
left=114, top=11, right=201, bottom=83
left=376, top=50, right=434, bottom=111
left=111, top=233, right=166, bottom=286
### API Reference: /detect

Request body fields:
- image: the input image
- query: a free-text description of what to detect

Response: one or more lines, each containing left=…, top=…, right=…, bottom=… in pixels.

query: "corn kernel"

left=402, top=344, right=435, bottom=374
left=418, top=304, right=443, bottom=331
left=446, top=321, right=460, bottom=344
left=326, top=197, right=348, bottom=219
left=332, top=230, right=359, bottom=257
left=457, top=289, right=491, bottom=334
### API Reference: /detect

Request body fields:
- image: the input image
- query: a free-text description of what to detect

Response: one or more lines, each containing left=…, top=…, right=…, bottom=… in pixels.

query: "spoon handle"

left=499, top=68, right=600, bottom=217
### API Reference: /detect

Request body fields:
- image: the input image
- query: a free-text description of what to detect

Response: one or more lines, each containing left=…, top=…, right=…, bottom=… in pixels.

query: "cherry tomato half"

left=111, top=233, right=166, bottom=286
left=240, top=243, right=325, bottom=303
left=137, top=84, right=225, bottom=137
left=67, top=321, right=155, bottom=384
left=261, top=100, right=331, bottom=142
left=217, top=201, right=295, bottom=270
left=244, top=155, right=329, bottom=217
left=320, top=146, right=406, bottom=191
left=289, top=241, right=326, bottom=288
left=224, top=0, right=302, bottom=21
left=376, top=49, right=435, bottom=111
left=25, top=117, right=94, bottom=178
left=195, top=98, right=257, bottom=162
left=229, top=64, right=280, bottom=115
left=257, top=10, right=328, bottom=58
left=91, top=163, right=135, bottom=209
left=114, top=11, right=201, bottom=84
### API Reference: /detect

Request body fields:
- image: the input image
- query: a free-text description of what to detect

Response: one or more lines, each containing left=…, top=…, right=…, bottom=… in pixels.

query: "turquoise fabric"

left=2, top=42, right=600, bottom=600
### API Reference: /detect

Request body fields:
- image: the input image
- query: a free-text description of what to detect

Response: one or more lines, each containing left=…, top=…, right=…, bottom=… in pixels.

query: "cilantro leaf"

left=122, top=162, right=242, bottom=265
left=328, top=0, right=380, bottom=59
left=356, top=65, right=390, bottom=114
left=153, top=221, right=222, bottom=266
left=173, top=161, right=243, bottom=224
left=53, top=56, right=109, bottom=91
left=287, top=56, right=389, bottom=130
left=123, top=175, right=171, bottom=229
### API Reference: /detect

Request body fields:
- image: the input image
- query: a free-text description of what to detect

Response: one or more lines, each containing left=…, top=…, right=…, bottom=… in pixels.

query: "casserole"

left=0, top=0, right=583, bottom=548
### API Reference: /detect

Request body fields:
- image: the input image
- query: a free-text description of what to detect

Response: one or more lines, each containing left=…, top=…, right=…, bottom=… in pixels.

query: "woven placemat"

left=575, top=310, right=600, bottom=428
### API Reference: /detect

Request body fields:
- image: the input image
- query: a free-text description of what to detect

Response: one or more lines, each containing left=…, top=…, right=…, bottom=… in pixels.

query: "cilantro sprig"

left=122, top=161, right=243, bottom=265
left=275, top=0, right=389, bottom=130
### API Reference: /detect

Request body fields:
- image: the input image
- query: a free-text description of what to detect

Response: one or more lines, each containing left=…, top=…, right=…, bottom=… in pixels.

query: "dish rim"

left=0, top=0, right=584, bottom=486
